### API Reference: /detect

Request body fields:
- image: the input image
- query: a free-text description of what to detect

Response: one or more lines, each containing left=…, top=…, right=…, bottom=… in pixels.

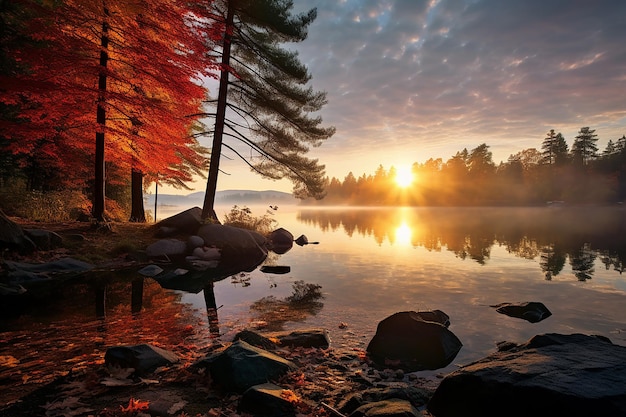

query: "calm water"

left=191, top=206, right=626, bottom=367
left=1, top=205, right=625, bottom=403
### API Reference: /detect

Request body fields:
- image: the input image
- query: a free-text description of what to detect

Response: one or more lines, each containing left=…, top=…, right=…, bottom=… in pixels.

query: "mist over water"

left=180, top=204, right=626, bottom=375
left=1, top=203, right=624, bottom=402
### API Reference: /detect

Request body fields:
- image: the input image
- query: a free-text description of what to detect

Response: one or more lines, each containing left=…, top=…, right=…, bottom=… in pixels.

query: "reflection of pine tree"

left=569, top=243, right=596, bottom=281
left=600, top=250, right=625, bottom=274
left=540, top=245, right=567, bottom=280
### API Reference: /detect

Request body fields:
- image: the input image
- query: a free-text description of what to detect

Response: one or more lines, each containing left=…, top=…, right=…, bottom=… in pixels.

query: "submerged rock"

left=491, top=301, right=552, bottom=323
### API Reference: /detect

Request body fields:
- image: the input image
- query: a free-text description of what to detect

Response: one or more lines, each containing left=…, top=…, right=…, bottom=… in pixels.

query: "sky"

left=162, top=0, right=626, bottom=195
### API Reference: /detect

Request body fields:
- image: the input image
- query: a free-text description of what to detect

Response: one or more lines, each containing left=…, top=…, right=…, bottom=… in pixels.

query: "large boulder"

left=198, top=340, right=297, bottom=393
left=155, top=206, right=203, bottom=236
left=145, top=238, right=188, bottom=260
left=427, top=333, right=626, bottom=417
left=23, top=229, right=63, bottom=250
left=0, top=210, right=35, bottom=254
left=197, top=224, right=267, bottom=261
left=366, top=311, right=462, bottom=371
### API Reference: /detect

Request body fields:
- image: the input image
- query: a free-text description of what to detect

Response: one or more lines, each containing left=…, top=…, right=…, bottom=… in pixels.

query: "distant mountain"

left=144, top=189, right=297, bottom=208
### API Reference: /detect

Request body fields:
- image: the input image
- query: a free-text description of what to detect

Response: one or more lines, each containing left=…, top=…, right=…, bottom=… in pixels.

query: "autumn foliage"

left=0, top=0, right=220, bottom=199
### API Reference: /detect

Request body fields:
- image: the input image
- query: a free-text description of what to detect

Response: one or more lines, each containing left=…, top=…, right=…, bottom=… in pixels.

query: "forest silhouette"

left=312, top=135, right=626, bottom=206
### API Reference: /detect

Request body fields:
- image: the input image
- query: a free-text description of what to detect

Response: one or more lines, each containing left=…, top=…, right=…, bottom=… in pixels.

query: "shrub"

left=222, top=205, right=277, bottom=235
left=0, top=184, right=91, bottom=222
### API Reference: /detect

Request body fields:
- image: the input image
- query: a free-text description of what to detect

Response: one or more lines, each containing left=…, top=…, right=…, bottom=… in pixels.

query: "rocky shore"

left=2, top=210, right=626, bottom=416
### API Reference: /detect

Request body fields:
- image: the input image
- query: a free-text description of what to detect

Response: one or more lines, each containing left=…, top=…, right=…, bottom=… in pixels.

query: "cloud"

left=288, top=0, right=626, bottom=178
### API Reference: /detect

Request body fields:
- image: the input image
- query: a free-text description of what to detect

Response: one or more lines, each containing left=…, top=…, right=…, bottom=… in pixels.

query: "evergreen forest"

left=315, top=130, right=626, bottom=206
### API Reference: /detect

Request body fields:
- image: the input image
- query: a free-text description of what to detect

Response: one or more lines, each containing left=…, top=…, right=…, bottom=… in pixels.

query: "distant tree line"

left=313, top=127, right=626, bottom=206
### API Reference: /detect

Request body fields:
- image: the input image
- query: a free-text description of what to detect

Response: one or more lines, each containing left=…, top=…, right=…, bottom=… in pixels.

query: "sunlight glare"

left=395, top=222, right=412, bottom=246
left=395, top=165, right=414, bottom=188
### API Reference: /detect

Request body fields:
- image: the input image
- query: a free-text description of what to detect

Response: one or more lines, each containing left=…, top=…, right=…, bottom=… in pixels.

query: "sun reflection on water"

left=395, top=222, right=413, bottom=246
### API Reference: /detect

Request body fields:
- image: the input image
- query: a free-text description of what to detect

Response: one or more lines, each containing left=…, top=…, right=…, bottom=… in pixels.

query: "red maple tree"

left=0, top=0, right=220, bottom=221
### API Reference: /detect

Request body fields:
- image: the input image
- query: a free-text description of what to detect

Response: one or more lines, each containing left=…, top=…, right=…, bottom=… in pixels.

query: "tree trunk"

left=93, top=10, right=109, bottom=222
left=129, top=168, right=146, bottom=222
left=201, top=0, right=235, bottom=222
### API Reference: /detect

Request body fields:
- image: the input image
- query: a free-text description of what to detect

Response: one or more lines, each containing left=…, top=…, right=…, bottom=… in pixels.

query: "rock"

left=338, top=387, right=433, bottom=416
left=294, top=234, right=309, bottom=246
left=3, top=257, right=95, bottom=284
left=234, top=330, right=277, bottom=350
left=198, top=340, right=297, bottom=393
left=23, top=229, right=63, bottom=250
left=145, top=238, right=188, bottom=259
left=268, top=227, right=294, bottom=254
left=137, top=264, right=163, bottom=277
left=0, top=210, right=36, bottom=254
left=154, top=226, right=178, bottom=238
left=351, top=398, right=420, bottom=417
left=413, top=309, right=450, bottom=327
left=155, top=206, right=204, bottom=236
left=4, top=257, right=94, bottom=274
left=491, top=301, right=552, bottom=323
left=187, top=235, right=205, bottom=250
left=260, top=265, right=291, bottom=274
left=427, top=333, right=626, bottom=417
left=197, top=224, right=268, bottom=261
left=191, top=246, right=221, bottom=260
left=239, top=383, right=297, bottom=417
left=366, top=311, right=462, bottom=371
left=270, top=329, right=331, bottom=349
left=104, top=344, right=179, bottom=376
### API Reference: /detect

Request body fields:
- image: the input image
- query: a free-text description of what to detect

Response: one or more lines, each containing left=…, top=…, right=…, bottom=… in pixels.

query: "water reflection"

left=395, top=222, right=412, bottom=246
left=0, top=273, right=213, bottom=406
left=298, top=206, right=625, bottom=280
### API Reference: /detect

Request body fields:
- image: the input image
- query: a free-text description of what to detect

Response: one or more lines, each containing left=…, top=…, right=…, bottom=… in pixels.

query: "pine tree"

left=199, top=0, right=335, bottom=220
left=541, top=129, right=557, bottom=164
left=572, top=127, right=599, bottom=166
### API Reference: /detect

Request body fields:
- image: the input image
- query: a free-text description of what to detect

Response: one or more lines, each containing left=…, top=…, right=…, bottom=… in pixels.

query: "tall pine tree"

left=199, top=0, right=335, bottom=220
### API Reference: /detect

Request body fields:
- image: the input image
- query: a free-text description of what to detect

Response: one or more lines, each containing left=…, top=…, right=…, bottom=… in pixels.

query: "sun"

left=394, top=165, right=414, bottom=188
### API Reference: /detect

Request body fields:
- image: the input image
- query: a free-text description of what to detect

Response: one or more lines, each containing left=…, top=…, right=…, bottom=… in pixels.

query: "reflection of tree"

left=570, top=243, right=596, bottom=281
left=539, top=244, right=567, bottom=280
left=298, top=207, right=626, bottom=280
left=599, top=250, right=624, bottom=274
left=0, top=277, right=208, bottom=405
left=249, top=281, right=324, bottom=331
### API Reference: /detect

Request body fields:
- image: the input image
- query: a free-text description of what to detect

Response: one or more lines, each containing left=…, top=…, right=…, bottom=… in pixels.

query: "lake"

left=1, top=205, right=625, bottom=403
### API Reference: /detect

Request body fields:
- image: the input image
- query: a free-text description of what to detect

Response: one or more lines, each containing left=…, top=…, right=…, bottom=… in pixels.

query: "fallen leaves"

left=280, top=389, right=300, bottom=404
left=42, top=396, right=94, bottom=417
left=0, top=355, right=20, bottom=367
left=119, top=397, right=149, bottom=413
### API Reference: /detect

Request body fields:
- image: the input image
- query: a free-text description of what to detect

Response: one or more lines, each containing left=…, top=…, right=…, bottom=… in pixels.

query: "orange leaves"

left=120, top=397, right=149, bottom=413
left=1, top=0, right=219, bottom=189
left=280, top=389, right=300, bottom=404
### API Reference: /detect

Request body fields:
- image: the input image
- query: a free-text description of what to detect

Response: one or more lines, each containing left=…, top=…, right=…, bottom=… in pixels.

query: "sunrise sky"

left=162, top=0, right=626, bottom=195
